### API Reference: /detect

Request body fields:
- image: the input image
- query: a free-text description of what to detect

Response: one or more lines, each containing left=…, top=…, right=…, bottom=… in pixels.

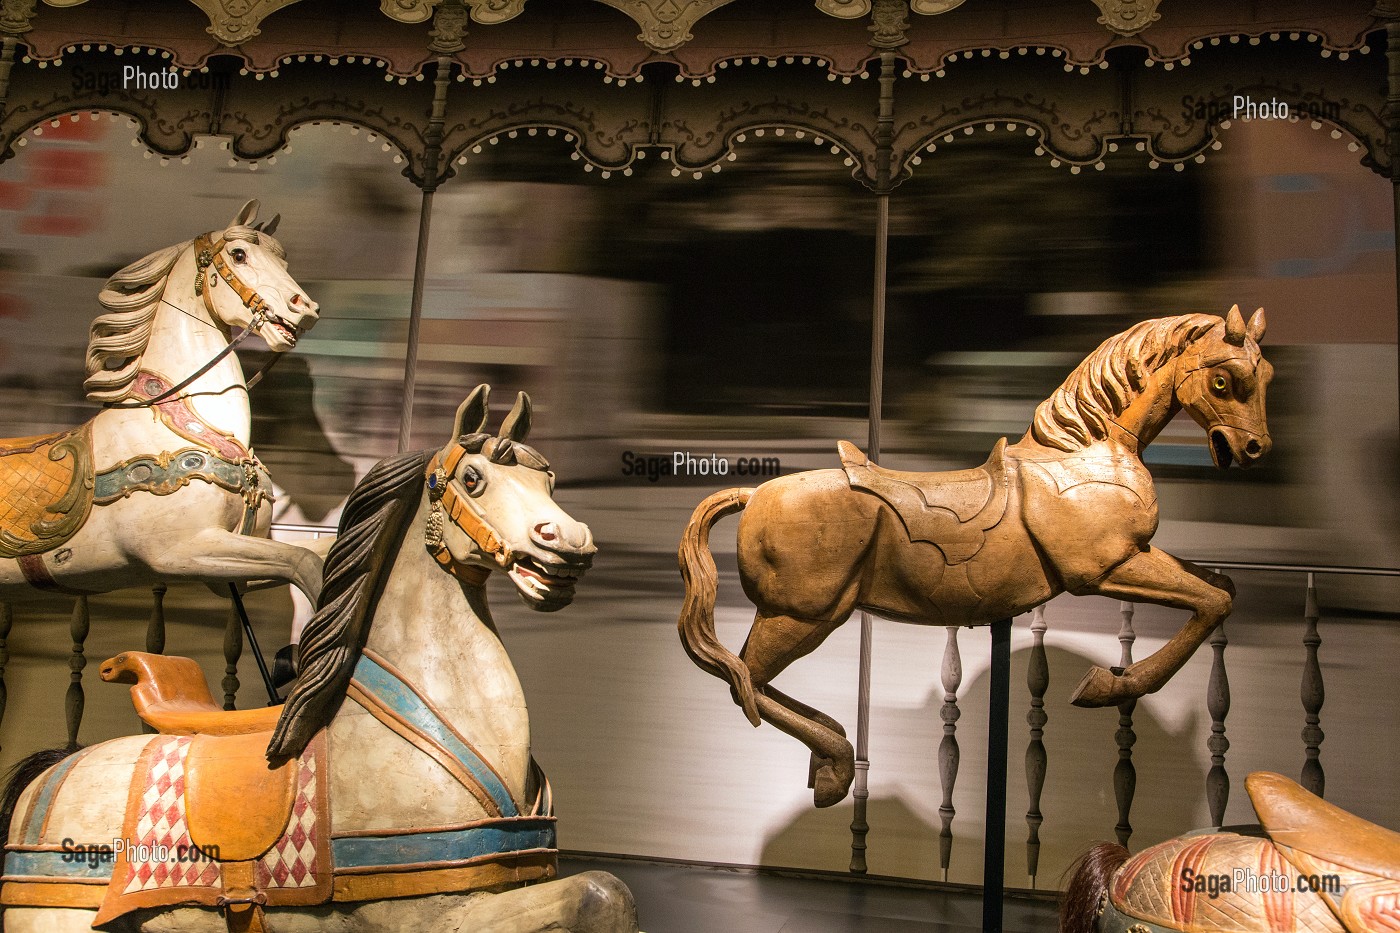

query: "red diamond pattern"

left=122, top=736, right=223, bottom=894
left=256, top=744, right=321, bottom=889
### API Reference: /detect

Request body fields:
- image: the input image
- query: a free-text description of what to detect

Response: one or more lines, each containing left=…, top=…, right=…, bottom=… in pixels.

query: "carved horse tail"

left=0, top=743, right=83, bottom=910
left=678, top=487, right=760, bottom=727
left=1060, top=842, right=1130, bottom=933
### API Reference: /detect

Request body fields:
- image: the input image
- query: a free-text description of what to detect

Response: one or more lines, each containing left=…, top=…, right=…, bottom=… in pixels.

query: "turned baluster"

left=1024, top=605, right=1048, bottom=888
left=146, top=583, right=167, bottom=655
left=66, top=597, right=89, bottom=747
left=222, top=603, right=242, bottom=710
left=1300, top=572, right=1326, bottom=796
left=1113, top=601, right=1138, bottom=849
left=1206, top=618, right=1231, bottom=827
left=937, top=625, right=962, bottom=881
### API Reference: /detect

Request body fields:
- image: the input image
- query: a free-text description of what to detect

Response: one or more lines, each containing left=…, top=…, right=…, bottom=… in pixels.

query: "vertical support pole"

left=1300, top=572, right=1325, bottom=796
left=223, top=603, right=242, bottom=710
left=66, top=596, right=89, bottom=747
left=1206, top=618, right=1231, bottom=827
left=147, top=583, right=167, bottom=655
left=1024, top=605, right=1048, bottom=888
left=0, top=36, right=17, bottom=119
left=849, top=39, right=900, bottom=875
left=397, top=48, right=457, bottom=454
left=983, top=617, right=1012, bottom=933
left=1114, top=601, right=1138, bottom=848
left=937, top=625, right=962, bottom=881
left=1386, top=16, right=1400, bottom=413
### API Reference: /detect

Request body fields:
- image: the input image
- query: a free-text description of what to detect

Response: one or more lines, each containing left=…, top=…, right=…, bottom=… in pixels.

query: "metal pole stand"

left=982, top=617, right=1012, bottom=932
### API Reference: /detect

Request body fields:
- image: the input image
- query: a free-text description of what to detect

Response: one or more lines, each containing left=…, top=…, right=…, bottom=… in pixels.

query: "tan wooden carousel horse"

left=0, top=200, right=325, bottom=604
left=0, top=385, right=638, bottom=932
left=679, top=308, right=1273, bottom=807
left=1062, top=772, right=1400, bottom=932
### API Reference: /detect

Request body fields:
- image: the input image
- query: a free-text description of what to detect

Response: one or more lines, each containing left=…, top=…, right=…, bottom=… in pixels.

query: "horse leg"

left=1070, top=546, right=1233, bottom=707
left=444, top=871, right=638, bottom=932
left=741, top=612, right=854, bottom=807
left=147, top=528, right=324, bottom=603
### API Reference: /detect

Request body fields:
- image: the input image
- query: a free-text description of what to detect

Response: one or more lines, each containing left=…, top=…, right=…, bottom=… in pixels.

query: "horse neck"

left=1110, top=359, right=1181, bottom=454
left=347, top=498, right=530, bottom=774
left=134, top=248, right=251, bottom=444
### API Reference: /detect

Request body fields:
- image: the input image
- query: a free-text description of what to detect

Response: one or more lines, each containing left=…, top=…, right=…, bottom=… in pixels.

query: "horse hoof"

left=1071, top=665, right=1129, bottom=708
left=812, top=762, right=852, bottom=808
left=807, top=754, right=830, bottom=789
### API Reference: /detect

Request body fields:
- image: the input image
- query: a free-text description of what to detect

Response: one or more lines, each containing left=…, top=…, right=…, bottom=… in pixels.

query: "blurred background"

left=0, top=111, right=1395, bottom=892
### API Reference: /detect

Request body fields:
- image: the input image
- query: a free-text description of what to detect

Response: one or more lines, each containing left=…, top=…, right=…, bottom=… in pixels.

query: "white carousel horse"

left=0, top=385, right=638, bottom=932
left=0, top=200, right=325, bottom=604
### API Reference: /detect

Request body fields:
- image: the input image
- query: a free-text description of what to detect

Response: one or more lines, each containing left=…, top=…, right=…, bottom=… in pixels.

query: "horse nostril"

left=534, top=522, right=558, bottom=542
left=1245, top=439, right=1261, bottom=457
left=290, top=294, right=301, bottom=305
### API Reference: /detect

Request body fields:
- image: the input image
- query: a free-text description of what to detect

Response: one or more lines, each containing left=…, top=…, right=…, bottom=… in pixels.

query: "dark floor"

left=559, top=855, right=1059, bottom=933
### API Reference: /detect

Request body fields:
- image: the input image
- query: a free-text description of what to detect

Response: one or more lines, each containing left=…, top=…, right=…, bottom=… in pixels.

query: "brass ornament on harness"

left=424, top=444, right=503, bottom=586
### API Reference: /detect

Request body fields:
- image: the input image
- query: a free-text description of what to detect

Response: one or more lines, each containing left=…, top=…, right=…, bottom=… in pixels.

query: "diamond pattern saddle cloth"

left=837, top=437, right=1010, bottom=565
left=92, top=730, right=331, bottom=927
left=0, top=423, right=95, bottom=559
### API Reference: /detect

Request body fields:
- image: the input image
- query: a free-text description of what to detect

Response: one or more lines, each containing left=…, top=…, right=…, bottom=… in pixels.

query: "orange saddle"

left=99, top=651, right=283, bottom=736
left=0, top=424, right=95, bottom=559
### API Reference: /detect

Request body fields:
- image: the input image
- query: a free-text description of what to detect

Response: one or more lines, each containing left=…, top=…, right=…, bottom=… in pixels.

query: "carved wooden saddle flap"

left=838, top=437, right=1009, bottom=564
left=0, top=423, right=95, bottom=559
left=186, top=731, right=297, bottom=862
left=1247, top=771, right=1400, bottom=882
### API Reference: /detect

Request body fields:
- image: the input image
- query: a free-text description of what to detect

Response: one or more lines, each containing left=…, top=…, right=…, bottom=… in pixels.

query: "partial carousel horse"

left=1061, top=771, right=1400, bottom=932
left=0, top=385, right=637, bottom=932
left=679, top=307, right=1273, bottom=807
left=0, top=199, right=325, bottom=606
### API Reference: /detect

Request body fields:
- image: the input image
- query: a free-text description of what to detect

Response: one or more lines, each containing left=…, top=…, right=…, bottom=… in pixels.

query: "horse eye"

left=461, top=466, right=484, bottom=493
left=1211, top=374, right=1229, bottom=395
left=230, top=247, right=247, bottom=264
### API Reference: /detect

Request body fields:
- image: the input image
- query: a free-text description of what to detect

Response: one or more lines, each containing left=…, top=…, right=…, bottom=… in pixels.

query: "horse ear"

left=232, top=199, right=260, bottom=228
left=453, top=385, right=490, bottom=438
left=259, top=213, right=281, bottom=236
left=500, top=392, right=532, bottom=442
left=1224, top=304, right=1247, bottom=346
left=1246, top=307, right=1266, bottom=343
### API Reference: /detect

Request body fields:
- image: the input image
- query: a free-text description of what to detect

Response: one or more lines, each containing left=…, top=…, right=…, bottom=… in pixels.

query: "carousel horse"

left=0, top=199, right=325, bottom=604
left=0, top=385, right=638, bottom=932
left=1061, top=771, right=1400, bottom=932
left=679, top=307, right=1273, bottom=807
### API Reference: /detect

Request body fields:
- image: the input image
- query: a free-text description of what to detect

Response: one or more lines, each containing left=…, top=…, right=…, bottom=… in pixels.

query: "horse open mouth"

left=507, top=554, right=584, bottom=607
left=265, top=315, right=299, bottom=348
left=1209, top=429, right=1233, bottom=469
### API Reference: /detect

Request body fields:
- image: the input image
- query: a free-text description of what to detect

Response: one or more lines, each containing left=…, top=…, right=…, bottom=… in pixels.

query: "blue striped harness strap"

left=335, top=648, right=558, bottom=900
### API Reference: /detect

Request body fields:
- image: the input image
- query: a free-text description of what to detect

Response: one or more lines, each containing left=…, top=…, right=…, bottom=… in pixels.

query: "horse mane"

left=1030, top=314, right=1221, bottom=451
left=267, top=448, right=431, bottom=762
left=83, top=242, right=186, bottom=402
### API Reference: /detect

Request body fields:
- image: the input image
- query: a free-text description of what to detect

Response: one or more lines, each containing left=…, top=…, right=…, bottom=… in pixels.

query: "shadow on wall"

left=758, top=642, right=1206, bottom=886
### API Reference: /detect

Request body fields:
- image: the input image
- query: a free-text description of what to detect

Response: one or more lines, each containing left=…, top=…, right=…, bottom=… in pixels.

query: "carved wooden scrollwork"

left=464, top=0, right=525, bottom=25
left=591, top=0, right=742, bottom=53
left=1091, top=0, right=1162, bottom=38
left=816, top=0, right=868, bottom=18
left=188, top=0, right=307, bottom=46
left=910, top=0, right=965, bottom=13
left=1, top=0, right=37, bottom=35
left=381, top=0, right=439, bottom=25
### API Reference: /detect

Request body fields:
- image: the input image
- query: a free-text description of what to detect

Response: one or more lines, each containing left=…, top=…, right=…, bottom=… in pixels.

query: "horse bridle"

left=106, top=231, right=280, bottom=409
left=425, top=442, right=508, bottom=586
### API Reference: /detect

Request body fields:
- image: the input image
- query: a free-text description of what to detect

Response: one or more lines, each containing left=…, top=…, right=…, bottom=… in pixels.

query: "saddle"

left=95, top=652, right=327, bottom=932
left=838, top=437, right=1010, bottom=564
left=0, top=423, right=95, bottom=559
left=1248, top=771, right=1400, bottom=883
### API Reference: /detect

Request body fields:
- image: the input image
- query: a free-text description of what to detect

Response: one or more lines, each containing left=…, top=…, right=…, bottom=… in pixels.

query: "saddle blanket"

left=0, top=423, right=94, bottom=560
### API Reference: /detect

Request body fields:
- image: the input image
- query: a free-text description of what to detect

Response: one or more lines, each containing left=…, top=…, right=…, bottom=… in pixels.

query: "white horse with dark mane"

left=0, top=386, right=638, bottom=932
left=0, top=200, right=324, bottom=605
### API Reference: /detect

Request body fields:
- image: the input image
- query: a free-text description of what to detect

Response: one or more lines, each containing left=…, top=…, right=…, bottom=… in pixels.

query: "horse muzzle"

left=507, top=523, right=595, bottom=611
left=1209, top=427, right=1270, bottom=469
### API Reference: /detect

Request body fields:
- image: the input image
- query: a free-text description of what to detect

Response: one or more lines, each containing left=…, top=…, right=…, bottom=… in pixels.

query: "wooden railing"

left=0, top=545, right=1393, bottom=901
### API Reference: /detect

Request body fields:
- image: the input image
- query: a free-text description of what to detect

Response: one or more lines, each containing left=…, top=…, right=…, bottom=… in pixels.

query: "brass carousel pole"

left=398, top=1, right=467, bottom=454
left=849, top=0, right=906, bottom=876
